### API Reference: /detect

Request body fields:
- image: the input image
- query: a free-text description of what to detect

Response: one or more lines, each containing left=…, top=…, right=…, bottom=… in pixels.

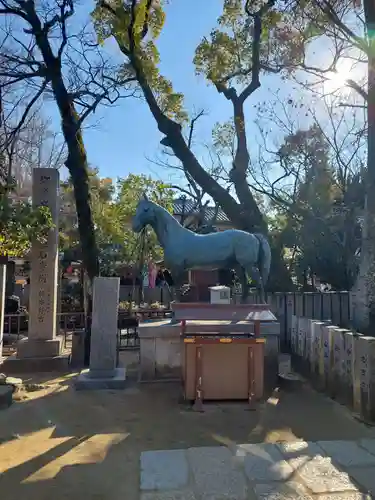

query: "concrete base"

left=139, top=320, right=181, bottom=381
left=138, top=319, right=280, bottom=384
left=75, top=367, right=127, bottom=390
left=70, top=331, right=85, bottom=369
left=1, top=353, right=70, bottom=373
left=17, top=337, right=62, bottom=358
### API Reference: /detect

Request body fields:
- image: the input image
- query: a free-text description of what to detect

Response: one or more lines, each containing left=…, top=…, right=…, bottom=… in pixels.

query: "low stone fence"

left=290, top=315, right=375, bottom=422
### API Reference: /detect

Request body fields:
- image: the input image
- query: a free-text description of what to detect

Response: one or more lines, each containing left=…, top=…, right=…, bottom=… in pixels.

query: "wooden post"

left=193, top=344, right=204, bottom=412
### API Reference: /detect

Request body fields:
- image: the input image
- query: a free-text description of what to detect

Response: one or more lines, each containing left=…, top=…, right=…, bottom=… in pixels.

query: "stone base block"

left=1, top=353, right=70, bottom=373
left=17, top=337, right=62, bottom=359
left=75, top=367, right=126, bottom=390
left=70, top=331, right=85, bottom=369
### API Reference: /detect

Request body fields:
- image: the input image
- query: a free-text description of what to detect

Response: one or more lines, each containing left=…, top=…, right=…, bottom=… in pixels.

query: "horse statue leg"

left=169, top=267, right=183, bottom=325
left=247, top=266, right=265, bottom=303
left=235, top=266, right=249, bottom=304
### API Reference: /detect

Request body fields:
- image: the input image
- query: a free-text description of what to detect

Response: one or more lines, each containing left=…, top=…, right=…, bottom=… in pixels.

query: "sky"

left=66, top=0, right=295, bottom=185
left=43, top=0, right=365, bottom=191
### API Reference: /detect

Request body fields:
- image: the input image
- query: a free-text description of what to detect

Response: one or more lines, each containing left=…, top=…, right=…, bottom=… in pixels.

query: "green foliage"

left=193, top=0, right=312, bottom=89
left=0, top=190, right=53, bottom=258
left=60, top=171, right=174, bottom=275
left=92, top=0, right=188, bottom=123
left=274, top=125, right=363, bottom=290
left=96, top=174, right=174, bottom=274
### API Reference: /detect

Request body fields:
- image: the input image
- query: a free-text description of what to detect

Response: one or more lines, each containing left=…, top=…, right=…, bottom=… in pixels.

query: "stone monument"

left=17, top=168, right=62, bottom=361
left=0, top=257, right=6, bottom=361
left=75, top=277, right=126, bottom=390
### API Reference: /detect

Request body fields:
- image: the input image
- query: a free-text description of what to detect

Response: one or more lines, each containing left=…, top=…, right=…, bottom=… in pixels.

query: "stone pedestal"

left=17, top=337, right=62, bottom=358
left=138, top=319, right=280, bottom=385
left=75, top=277, right=126, bottom=390
left=17, top=168, right=61, bottom=361
left=139, top=320, right=181, bottom=381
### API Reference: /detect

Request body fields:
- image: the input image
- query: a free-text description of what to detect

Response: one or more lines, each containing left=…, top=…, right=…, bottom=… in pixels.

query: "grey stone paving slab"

left=254, top=481, right=313, bottom=499
left=317, top=441, right=375, bottom=467
left=140, top=449, right=189, bottom=491
left=237, top=443, right=294, bottom=482
left=276, top=441, right=326, bottom=470
left=140, top=492, right=198, bottom=500
left=358, top=439, right=375, bottom=456
left=315, top=494, right=371, bottom=499
left=346, top=466, right=375, bottom=496
left=186, top=446, right=248, bottom=500
left=297, top=456, right=358, bottom=494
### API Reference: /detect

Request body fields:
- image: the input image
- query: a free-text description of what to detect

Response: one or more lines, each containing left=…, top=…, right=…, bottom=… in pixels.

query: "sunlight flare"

left=323, top=60, right=355, bottom=95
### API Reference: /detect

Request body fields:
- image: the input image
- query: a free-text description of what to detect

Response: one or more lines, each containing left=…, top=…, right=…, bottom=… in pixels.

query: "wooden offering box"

left=171, top=303, right=277, bottom=410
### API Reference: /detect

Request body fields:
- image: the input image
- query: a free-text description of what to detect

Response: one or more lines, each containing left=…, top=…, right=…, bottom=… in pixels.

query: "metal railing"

left=2, top=308, right=172, bottom=357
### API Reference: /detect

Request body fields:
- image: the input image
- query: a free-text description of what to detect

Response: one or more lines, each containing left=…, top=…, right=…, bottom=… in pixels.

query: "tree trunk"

left=52, top=83, right=99, bottom=282
left=25, top=4, right=99, bottom=365
left=24, top=1, right=99, bottom=283
left=350, top=0, right=375, bottom=333
left=122, top=49, right=292, bottom=289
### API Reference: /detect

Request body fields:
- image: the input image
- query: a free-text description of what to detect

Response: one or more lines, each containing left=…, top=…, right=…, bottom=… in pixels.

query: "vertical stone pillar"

left=291, top=315, right=298, bottom=354
left=285, top=293, right=293, bottom=350
left=320, top=324, right=336, bottom=392
left=342, top=331, right=359, bottom=407
left=0, top=261, right=6, bottom=361
left=330, top=327, right=347, bottom=398
left=297, top=317, right=308, bottom=372
left=353, top=336, right=375, bottom=421
left=310, top=321, right=325, bottom=384
left=76, top=277, right=126, bottom=389
left=17, top=168, right=61, bottom=359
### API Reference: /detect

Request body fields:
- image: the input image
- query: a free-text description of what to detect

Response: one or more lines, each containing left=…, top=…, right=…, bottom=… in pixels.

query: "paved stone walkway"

left=140, top=439, right=375, bottom=499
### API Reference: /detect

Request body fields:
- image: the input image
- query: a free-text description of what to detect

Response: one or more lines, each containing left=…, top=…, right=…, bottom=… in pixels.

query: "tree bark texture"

left=24, top=1, right=99, bottom=282
left=350, top=0, right=375, bottom=333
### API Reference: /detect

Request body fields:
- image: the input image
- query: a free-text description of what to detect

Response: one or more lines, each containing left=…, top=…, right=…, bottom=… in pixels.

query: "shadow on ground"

left=1, top=366, right=375, bottom=500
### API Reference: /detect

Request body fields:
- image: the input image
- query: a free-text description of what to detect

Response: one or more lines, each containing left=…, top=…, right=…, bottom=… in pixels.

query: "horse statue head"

left=132, top=193, right=156, bottom=233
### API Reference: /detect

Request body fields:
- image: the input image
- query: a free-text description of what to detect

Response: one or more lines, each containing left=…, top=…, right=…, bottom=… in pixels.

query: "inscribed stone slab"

left=140, top=450, right=189, bottom=491
left=237, top=443, right=293, bottom=482
left=342, top=331, right=355, bottom=403
left=331, top=328, right=347, bottom=396
left=29, top=168, right=59, bottom=341
left=89, top=277, right=120, bottom=373
left=317, top=440, right=375, bottom=467
left=187, top=446, right=247, bottom=500
left=321, top=325, right=336, bottom=390
left=291, top=315, right=298, bottom=354
left=311, top=322, right=325, bottom=379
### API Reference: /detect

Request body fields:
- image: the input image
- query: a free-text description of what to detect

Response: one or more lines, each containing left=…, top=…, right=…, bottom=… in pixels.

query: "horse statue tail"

left=254, top=233, right=271, bottom=286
